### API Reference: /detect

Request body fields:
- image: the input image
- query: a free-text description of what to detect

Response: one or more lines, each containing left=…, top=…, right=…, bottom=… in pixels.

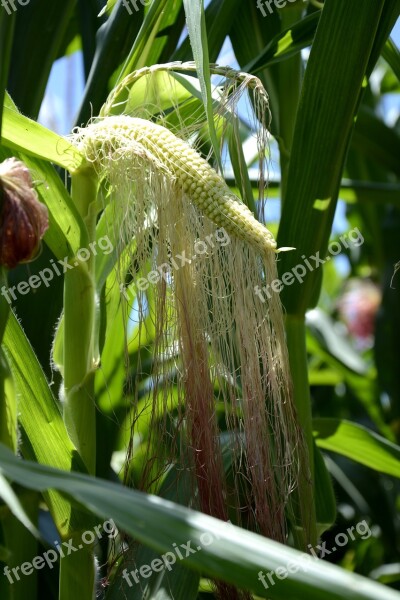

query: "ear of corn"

left=70, top=113, right=307, bottom=551
left=73, top=116, right=278, bottom=256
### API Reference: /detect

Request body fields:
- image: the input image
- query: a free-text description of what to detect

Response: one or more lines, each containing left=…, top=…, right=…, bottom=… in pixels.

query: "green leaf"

left=0, top=493, right=40, bottom=600
left=338, top=180, right=400, bottom=207
left=230, top=2, right=281, bottom=136
left=277, top=0, right=388, bottom=314
left=1, top=100, right=87, bottom=257
left=76, top=0, right=146, bottom=125
left=77, top=0, right=106, bottom=79
left=105, top=68, right=207, bottom=129
left=0, top=342, right=16, bottom=453
left=19, top=154, right=88, bottom=259
left=0, top=10, right=15, bottom=138
left=94, top=208, right=121, bottom=293
left=107, top=554, right=200, bottom=600
left=7, top=0, right=76, bottom=119
left=173, top=0, right=242, bottom=63
left=245, top=11, right=320, bottom=74
left=1, top=444, right=400, bottom=600
left=382, top=37, right=400, bottom=83
left=313, top=443, right=336, bottom=536
left=118, top=0, right=173, bottom=78
left=313, top=419, right=400, bottom=478
left=228, top=124, right=256, bottom=214
left=1, top=99, right=84, bottom=172
left=0, top=474, right=40, bottom=541
left=365, top=0, right=400, bottom=78
left=134, top=0, right=183, bottom=68
left=306, top=310, right=368, bottom=375
left=352, top=106, right=400, bottom=178
left=183, top=0, right=222, bottom=171
left=2, top=312, right=87, bottom=536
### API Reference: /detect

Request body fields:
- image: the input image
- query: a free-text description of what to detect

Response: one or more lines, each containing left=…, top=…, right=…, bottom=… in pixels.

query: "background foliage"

left=0, top=1, right=399, bottom=599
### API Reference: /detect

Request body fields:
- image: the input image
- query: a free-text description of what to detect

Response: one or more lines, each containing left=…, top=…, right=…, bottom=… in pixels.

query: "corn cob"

left=75, top=116, right=277, bottom=254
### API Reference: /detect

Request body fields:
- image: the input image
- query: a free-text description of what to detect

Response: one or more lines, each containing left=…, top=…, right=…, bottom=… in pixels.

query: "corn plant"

left=0, top=1, right=399, bottom=600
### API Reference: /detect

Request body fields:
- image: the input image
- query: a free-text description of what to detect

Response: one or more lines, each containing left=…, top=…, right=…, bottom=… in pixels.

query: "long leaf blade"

left=183, top=0, right=222, bottom=170
left=314, top=419, right=400, bottom=478
left=0, top=445, right=399, bottom=600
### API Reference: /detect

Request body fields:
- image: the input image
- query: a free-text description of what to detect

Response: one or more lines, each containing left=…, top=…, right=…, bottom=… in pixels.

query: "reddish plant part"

left=0, top=158, right=48, bottom=269
left=338, top=279, right=381, bottom=347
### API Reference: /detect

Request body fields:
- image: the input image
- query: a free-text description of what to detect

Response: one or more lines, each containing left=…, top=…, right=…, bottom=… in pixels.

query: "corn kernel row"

left=77, top=116, right=277, bottom=255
